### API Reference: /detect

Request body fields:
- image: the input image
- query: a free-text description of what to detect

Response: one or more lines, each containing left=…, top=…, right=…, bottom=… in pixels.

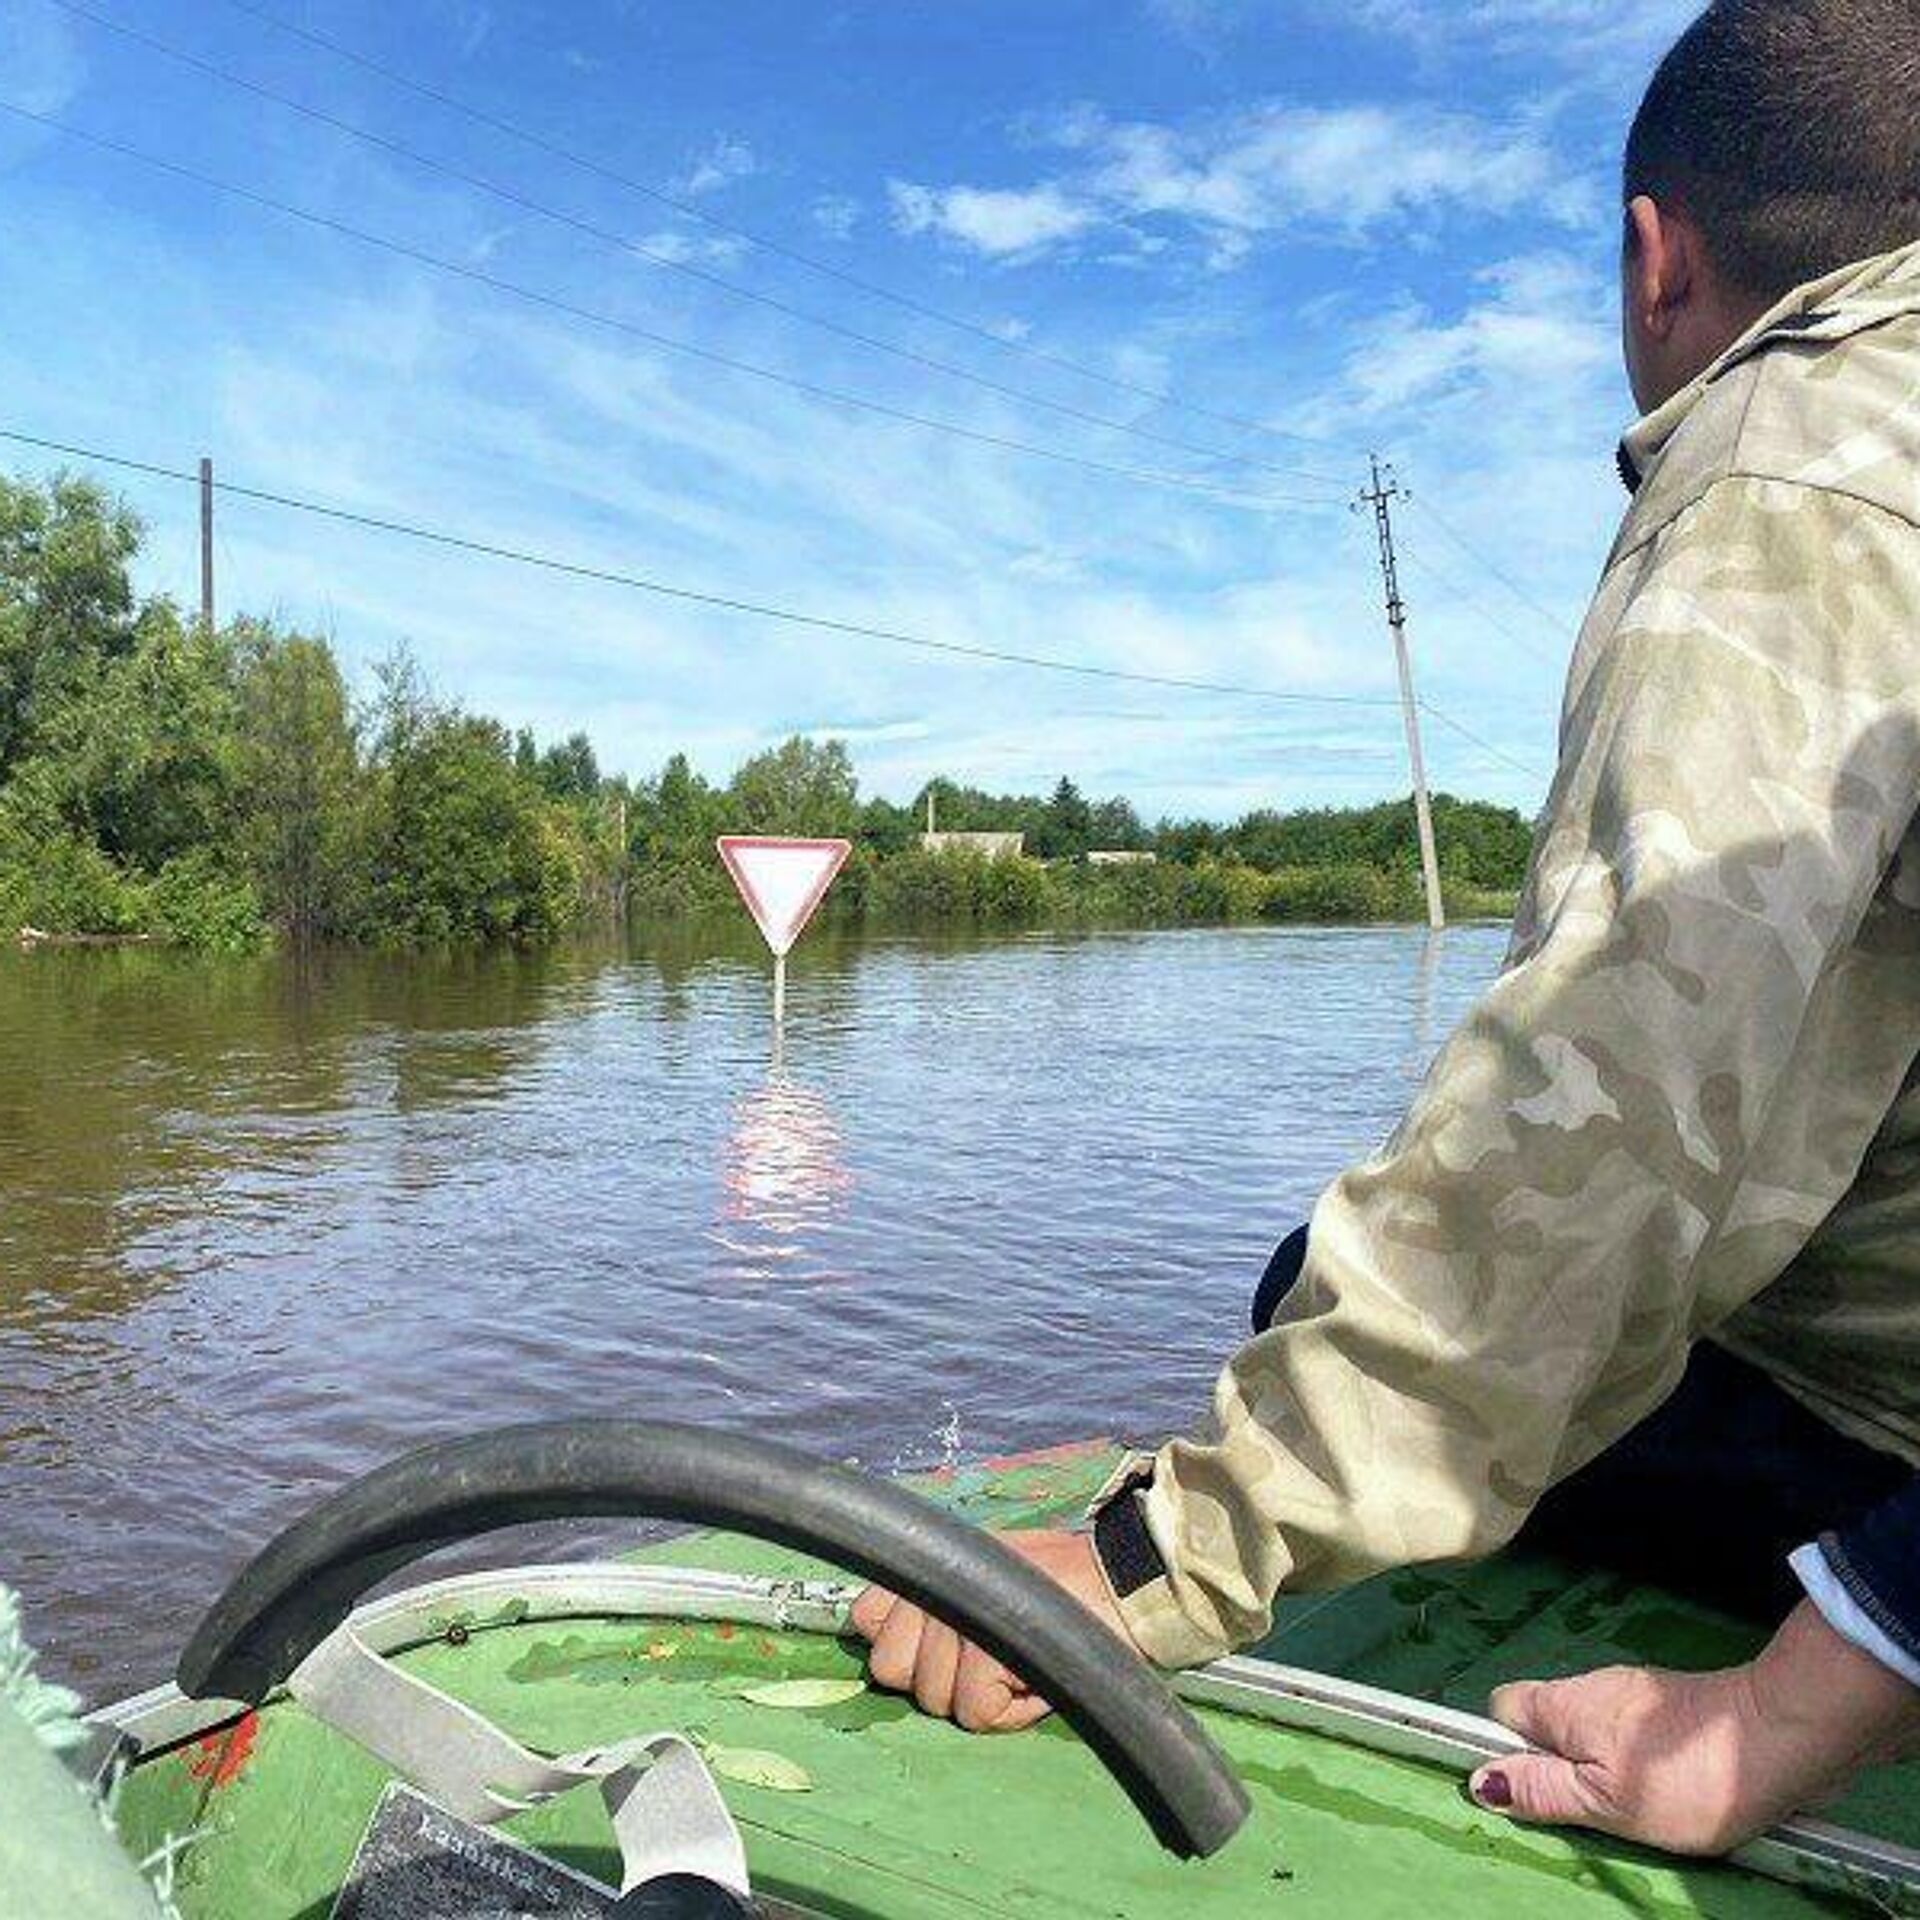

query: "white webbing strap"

left=288, top=1627, right=750, bottom=1898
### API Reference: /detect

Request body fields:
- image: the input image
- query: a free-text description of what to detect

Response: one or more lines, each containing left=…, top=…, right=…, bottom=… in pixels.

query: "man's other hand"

left=1468, top=1601, right=1920, bottom=1854
left=848, top=1529, right=1135, bottom=1732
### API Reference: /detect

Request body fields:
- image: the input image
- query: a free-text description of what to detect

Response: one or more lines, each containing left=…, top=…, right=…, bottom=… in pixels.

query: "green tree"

left=1034, top=776, right=1093, bottom=860
left=859, top=793, right=918, bottom=856
left=727, top=735, right=859, bottom=836
left=1088, top=795, right=1145, bottom=851
left=362, top=660, right=580, bottom=943
left=21, top=609, right=244, bottom=873
left=537, top=730, right=600, bottom=802
left=0, top=474, right=143, bottom=778
left=625, top=751, right=720, bottom=904
left=234, top=622, right=362, bottom=943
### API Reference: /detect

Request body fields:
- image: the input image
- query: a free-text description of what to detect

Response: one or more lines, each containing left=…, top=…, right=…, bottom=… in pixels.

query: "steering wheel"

left=178, top=1421, right=1249, bottom=1886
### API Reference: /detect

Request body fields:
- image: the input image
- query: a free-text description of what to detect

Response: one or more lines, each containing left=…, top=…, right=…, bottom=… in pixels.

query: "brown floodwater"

left=0, top=918, right=1502, bottom=1695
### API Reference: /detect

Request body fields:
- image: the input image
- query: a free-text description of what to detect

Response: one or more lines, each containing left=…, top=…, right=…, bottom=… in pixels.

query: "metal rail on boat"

left=103, top=1562, right=1920, bottom=1916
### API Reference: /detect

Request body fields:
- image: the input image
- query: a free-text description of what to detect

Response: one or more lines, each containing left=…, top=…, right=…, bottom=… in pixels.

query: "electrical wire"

left=1398, top=541, right=1568, bottom=671
left=47, top=0, right=1351, bottom=491
left=1410, top=495, right=1581, bottom=639
left=0, top=99, right=1339, bottom=512
left=0, top=425, right=1402, bottom=710
left=1416, top=701, right=1553, bottom=783
left=3, top=423, right=1555, bottom=784
left=215, top=0, right=1358, bottom=462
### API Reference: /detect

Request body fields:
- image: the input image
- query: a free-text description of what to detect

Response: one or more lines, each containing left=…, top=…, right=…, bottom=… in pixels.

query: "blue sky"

left=0, top=0, right=1699, bottom=819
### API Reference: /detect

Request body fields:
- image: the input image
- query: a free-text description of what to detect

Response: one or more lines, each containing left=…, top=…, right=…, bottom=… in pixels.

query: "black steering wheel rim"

left=177, top=1420, right=1249, bottom=1860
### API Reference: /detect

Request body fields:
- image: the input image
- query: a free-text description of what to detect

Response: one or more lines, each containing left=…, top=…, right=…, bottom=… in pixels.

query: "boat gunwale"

left=100, top=1559, right=1920, bottom=1915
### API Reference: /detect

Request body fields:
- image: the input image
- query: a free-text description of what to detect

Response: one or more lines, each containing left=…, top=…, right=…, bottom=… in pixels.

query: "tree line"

left=0, top=472, right=1534, bottom=951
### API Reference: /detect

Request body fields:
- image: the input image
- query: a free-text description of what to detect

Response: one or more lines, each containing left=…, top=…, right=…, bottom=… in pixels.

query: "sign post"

left=717, top=837, right=852, bottom=1025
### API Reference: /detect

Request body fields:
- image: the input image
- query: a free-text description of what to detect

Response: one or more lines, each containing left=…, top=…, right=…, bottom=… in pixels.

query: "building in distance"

left=921, top=831, right=1025, bottom=859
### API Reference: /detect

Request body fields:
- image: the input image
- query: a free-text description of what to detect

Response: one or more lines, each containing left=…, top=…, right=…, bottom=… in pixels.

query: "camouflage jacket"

left=1112, top=241, right=1920, bottom=1670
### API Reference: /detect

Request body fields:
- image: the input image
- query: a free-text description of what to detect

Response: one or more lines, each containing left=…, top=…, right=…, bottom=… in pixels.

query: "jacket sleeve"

left=1111, top=476, right=1920, bottom=1670
left=1794, top=1478, right=1920, bottom=1688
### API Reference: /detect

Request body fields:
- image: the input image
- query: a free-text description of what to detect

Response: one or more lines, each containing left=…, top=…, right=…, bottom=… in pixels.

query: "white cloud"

left=0, top=120, right=1563, bottom=815
left=1352, top=0, right=1695, bottom=65
left=888, top=99, right=1595, bottom=269
left=887, top=180, right=1099, bottom=260
left=454, top=6, right=493, bottom=59
left=673, top=135, right=757, bottom=198
left=811, top=194, right=861, bottom=241
left=0, top=1, right=85, bottom=116
left=1339, top=253, right=1616, bottom=419
left=633, top=228, right=749, bottom=269
left=1292, top=249, right=1626, bottom=679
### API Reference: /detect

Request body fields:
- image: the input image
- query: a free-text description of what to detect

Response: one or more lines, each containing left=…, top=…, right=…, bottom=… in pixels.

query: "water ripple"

left=0, top=922, right=1502, bottom=1687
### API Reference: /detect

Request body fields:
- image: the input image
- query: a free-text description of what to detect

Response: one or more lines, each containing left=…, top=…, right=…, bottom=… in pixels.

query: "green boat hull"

left=108, top=1441, right=1920, bottom=1918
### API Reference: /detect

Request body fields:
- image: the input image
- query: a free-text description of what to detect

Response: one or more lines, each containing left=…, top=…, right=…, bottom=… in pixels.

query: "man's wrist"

left=1751, top=1601, right=1920, bottom=1764
left=1789, top=1542, right=1920, bottom=1691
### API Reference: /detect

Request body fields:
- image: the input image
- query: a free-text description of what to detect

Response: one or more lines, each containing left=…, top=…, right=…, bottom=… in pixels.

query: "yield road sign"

left=716, top=837, right=851, bottom=958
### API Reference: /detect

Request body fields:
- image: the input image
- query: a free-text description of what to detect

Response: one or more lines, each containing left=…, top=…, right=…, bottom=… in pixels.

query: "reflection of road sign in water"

left=717, top=837, right=851, bottom=1023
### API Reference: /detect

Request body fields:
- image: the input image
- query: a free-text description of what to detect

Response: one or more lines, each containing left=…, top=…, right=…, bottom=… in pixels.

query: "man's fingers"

left=912, top=1618, right=963, bottom=1721
left=985, top=1690, right=1054, bottom=1733
left=848, top=1585, right=897, bottom=1643
left=1471, top=1755, right=1613, bottom=1832
left=1489, top=1674, right=1615, bottom=1764
left=1488, top=1679, right=1555, bottom=1746
left=952, top=1639, right=1049, bottom=1734
left=866, top=1598, right=928, bottom=1694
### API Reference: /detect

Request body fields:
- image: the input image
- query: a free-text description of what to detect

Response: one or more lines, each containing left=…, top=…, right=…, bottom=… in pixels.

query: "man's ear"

left=1625, top=194, right=1691, bottom=343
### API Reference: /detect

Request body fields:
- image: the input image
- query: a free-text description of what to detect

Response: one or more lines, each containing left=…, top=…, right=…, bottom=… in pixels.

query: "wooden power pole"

left=1360, top=455, right=1444, bottom=931
left=199, top=456, right=216, bottom=634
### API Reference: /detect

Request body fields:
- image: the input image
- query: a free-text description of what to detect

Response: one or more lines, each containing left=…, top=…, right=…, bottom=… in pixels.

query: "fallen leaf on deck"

left=708, top=1746, right=814, bottom=1792
left=737, top=1678, right=868, bottom=1709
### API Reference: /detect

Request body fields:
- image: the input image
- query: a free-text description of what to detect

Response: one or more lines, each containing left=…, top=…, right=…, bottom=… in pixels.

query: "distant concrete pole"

left=198, top=457, right=215, bottom=634
left=1360, top=455, right=1444, bottom=931
left=613, top=792, right=629, bottom=915
left=925, top=787, right=936, bottom=835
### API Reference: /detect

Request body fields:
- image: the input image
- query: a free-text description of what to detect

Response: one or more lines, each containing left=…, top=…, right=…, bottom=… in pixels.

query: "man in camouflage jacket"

left=1110, top=228, right=1920, bottom=1667
left=857, top=0, right=1920, bottom=1854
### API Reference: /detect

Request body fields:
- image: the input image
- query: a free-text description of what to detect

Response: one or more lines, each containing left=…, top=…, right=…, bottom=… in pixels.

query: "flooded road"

left=0, top=919, right=1504, bottom=1691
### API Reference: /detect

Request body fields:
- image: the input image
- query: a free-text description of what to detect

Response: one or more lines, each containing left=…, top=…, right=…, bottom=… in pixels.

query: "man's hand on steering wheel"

left=851, top=1530, right=1138, bottom=1731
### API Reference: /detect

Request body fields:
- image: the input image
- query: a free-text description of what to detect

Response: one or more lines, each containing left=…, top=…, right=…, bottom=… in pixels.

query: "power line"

left=1398, top=540, right=1567, bottom=671
left=2, top=423, right=1555, bottom=785
left=0, top=425, right=1400, bottom=710
left=1410, top=495, right=1580, bottom=639
left=1416, top=700, right=1552, bottom=783
left=48, top=0, right=1350, bottom=491
left=216, top=0, right=1356, bottom=463
left=0, top=99, right=1338, bottom=513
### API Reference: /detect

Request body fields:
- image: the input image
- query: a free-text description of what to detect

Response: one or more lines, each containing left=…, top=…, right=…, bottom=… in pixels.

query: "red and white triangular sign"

left=717, top=837, right=851, bottom=957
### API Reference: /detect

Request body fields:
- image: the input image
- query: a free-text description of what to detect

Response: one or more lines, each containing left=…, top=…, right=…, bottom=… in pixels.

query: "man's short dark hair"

left=1625, top=0, right=1920, bottom=305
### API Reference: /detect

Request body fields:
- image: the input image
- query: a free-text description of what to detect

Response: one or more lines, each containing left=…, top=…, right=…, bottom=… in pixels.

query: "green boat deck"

left=115, top=1441, right=1920, bottom=1919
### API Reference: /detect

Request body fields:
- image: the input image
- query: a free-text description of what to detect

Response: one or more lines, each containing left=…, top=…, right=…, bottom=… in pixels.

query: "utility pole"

left=1359, top=455, right=1444, bottom=931
left=612, top=790, right=629, bottom=917
left=199, top=456, right=216, bottom=634
left=925, top=786, right=936, bottom=836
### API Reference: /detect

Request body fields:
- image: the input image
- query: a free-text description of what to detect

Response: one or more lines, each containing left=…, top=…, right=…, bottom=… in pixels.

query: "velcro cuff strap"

left=1095, top=1485, right=1169, bottom=1601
